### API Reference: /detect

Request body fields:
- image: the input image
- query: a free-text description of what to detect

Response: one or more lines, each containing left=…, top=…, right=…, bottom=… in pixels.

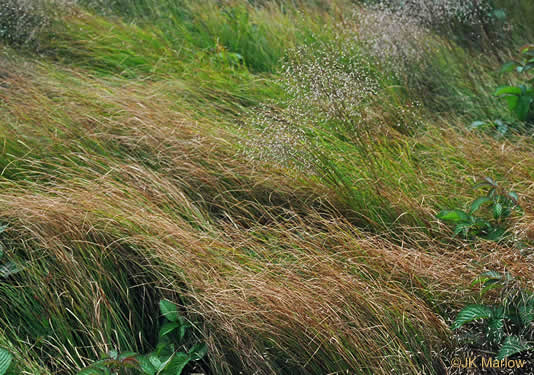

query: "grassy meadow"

left=0, top=0, right=533, bottom=374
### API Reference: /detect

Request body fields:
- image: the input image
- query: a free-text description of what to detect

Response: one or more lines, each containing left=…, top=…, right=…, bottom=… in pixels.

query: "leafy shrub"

left=496, top=44, right=534, bottom=124
left=77, top=300, right=207, bottom=375
left=437, top=177, right=521, bottom=241
left=470, top=44, right=534, bottom=135
left=452, top=271, right=533, bottom=360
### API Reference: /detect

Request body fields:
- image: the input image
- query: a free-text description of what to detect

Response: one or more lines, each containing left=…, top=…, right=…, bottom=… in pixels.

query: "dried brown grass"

left=0, top=49, right=533, bottom=374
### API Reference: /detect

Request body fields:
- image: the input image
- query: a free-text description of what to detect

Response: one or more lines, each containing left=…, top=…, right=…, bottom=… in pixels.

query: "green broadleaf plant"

left=0, top=349, right=13, bottom=375
left=452, top=272, right=533, bottom=360
left=77, top=300, right=207, bottom=375
left=471, top=44, right=534, bottom=134
left=436, top=178, right=521, bottom=242
left=496, top=44, right=534, bottom=123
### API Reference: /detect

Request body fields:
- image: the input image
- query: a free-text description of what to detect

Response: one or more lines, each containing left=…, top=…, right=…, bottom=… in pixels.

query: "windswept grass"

left=0, top=0, right=532, bottom=374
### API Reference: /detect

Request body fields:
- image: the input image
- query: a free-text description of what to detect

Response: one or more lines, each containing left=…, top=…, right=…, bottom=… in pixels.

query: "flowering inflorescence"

left=0, top=0, right=77, bottom=45
left=243, top=39, right=382, bottom=168
left=365, top=0, right=497, bottom=30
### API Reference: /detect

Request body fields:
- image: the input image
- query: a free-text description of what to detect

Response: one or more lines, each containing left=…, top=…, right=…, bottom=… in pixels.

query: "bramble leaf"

left=451, top=305, right=493, bottom=329
left=160, top=300, right=179, bottom=322
left=470, top=197, right=491, bottom=213
left=0, top=349, right=12, bottom=375
left=495, top=85, right=522, bottom=96
left=159, top=322, right=180, bottom=338
left=497, top=336, right=531, bottom=360
left=437, top=210, right=471, bottom=223
left=189, top=343, right=208, bottom=361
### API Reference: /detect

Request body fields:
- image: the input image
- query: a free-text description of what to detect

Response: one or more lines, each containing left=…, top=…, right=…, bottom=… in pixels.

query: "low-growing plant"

left=495, top=44, right=534, bottom=124
left=77, top=300, right=207, bottom=375
left=451, top=271, right=533, bottom=360
left=0, top=349, right=13, bottom=375
left=437, top=177, right=521, bottom=241
left=470, top=44, right=534, bottom=134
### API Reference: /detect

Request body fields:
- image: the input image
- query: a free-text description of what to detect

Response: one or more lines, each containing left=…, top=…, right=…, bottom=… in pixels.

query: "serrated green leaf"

left=159, top=322, right=180, bottom=338
left=118, top=351, right=138, bottom=360
left=485, top=177, right=497, bottom=187
left=0, top=349, right=13, bottom=375
left=177, top=324, right=186, bottom=343
left=504, top=95, right=519, bottom=111
left=470, top=197, right=491, bottom=213
left=474, top=180, right=492, bottom=190
left=155, top=341, right=174, bottom=357
left=508, top=191, right=519, bottom=202
left=486, top=317, right=504, bottom=344
left=482, top=270, right=503, bottom=279
left=497, top=336, right=531, bottom=360
left=493, top=202, right=503, bottom=219
left=515, top=95, right=533, bottom=121
left=138, top=355, right=157, bottom=375
left=162, top=352, right=190, bottom=375
left=149, top=353, right=162, bottom=370
left=188, top=343, right=207, bottom=361
left=495, top=85, right=522, bottom=96
left=451, top=305, right=493, bottom=329
left=157, top=352, right=178, bottom=373
left=84, top=359, right=109, bottom=369
left=472, top=271, right=502, bottom=287
left=437, top=210, right=471, bottom=224
left=160, top=300, right=179, bottom=322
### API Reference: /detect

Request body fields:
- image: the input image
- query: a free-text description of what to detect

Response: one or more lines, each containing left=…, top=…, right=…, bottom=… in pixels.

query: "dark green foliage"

left=77, top=300, right=207, bottom=375
left=469, top=43, right=534, bottom=135
left=496, top=44, right=534, bottom=124
left=437, top=177, right=521, bottom=242
left=452, top=272, right=533, bottom=360
left=0, top=349, right=13, bottom=375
